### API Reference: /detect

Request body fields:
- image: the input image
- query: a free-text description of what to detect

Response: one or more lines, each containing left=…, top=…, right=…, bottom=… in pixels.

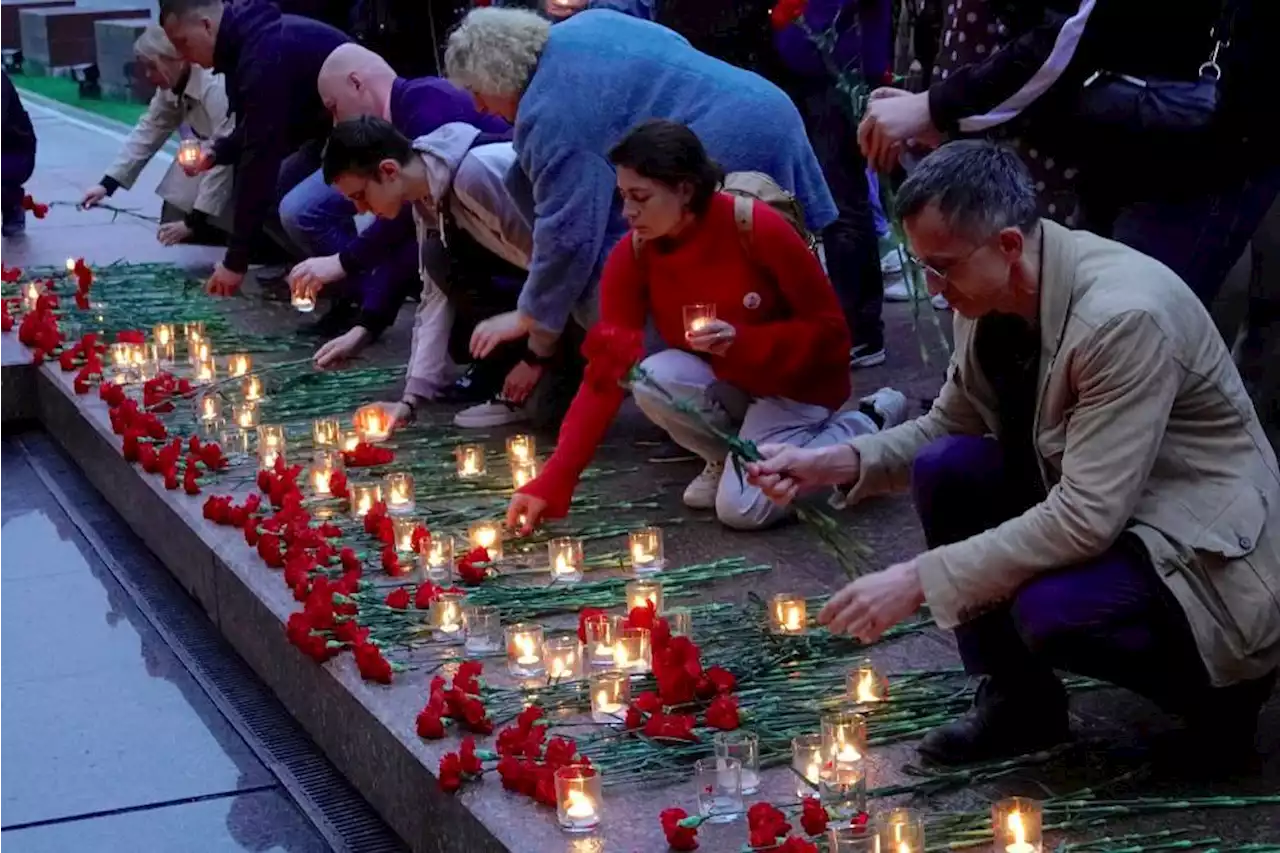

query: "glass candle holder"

left=468, top=521, right=503, bottom=561
left=714, top=730, right=760, bottom=794
left=875, top=808, right=925, bottom=853
left=627, top=526, right=665, bottom=573
left=993, top=798, right=1042, bottom=853
left=177, top=138, right=202, bottom=168
left=555, top=765, right=602, bottom=833
left=226, top=353, right=252, bottom=378
left=148, top=340, right=175, bottom=367
left=257, top=425, right=286, bottom=470
left=624, top=579, right=663, bottom=614
left=543, top=635, right=581, bottom=681
left=511, top=460, right=539, bottom=490
left=770, top=593, right=808, bottom=635
left=847, top=658, right=888, bottom=706
left=233, top=402, right=258, bottom=430
left=22, top=282, right=40, bottom=312
left=290, top=279, right=316, bottom=313
left=505, top=623, right=545, bottom=677
left=183, top=320, right=205, bottom=342
left=612, top=627, right=651, bottom=674
left=311, top=417, right=341, bottom=448
left=309, top=449, right=344, bottom=498
left=349, top=483, right=381, bottom=518
left=820, top=753, right=866, bottom=815
left=506, top=434, right=536, bottom=464
left=392, top=517, right=420, bottom=554
left=548, top=537, right=584, bottom=583
left=666, top=607, right=693, bottom=639
left=828, top=826, right=875, bottom=853
left=383, top=472, right=415, bottom=515
left=454, top=443, right=486, bottom=478
left=431, top=591, right=465, bottom=641
left=462, top=604, right=501, bottom=654
left=220, top=427, right=253, bottom=456
left=583, top=613, right=616, bottom=667
left=109, top=341, right=134, bottom=373
left=589, top=670, right=630, bottom=724
left=418, top=534, right=453, bottom=582
left=683, top=303, right=717, bottom=336
left=694, top=757, right=743, bottom=825
left=190, top=336, right=212, bottom=366
left=791, top=733, right=824, bottom=798
left=339, top=430, right=361, bottom=452
left=197, top=393, right=222, bottom=424
left=821, top=710, right=867, bottom=770
left=152, top=323, right=174, bottom=348
left=353, top=405, right=392, bottom=443
left=195, top=356, right=217, bottom=384
left=242, top=374, right=265, bottom=403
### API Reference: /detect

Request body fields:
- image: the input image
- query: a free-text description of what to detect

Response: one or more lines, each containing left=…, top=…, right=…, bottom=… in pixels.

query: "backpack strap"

left=732, top=194, right=754, bottom=260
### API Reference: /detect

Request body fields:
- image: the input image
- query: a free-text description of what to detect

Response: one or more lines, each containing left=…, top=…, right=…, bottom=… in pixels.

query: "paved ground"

left=4, top=95, right=1278, bottom=848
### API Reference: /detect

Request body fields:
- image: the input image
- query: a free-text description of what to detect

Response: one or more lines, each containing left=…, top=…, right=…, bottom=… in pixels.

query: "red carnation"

left=460, top=736, right=483, bottom=775
left=800, top=797, right=830, bottom=837
left=385, top=586, right=411, bottom=609
left=660, top=808, right=700, bottom=851
left=455, top=547, right=490, bottom=585
left=705, top=694, right=740, bottom=730
left=416, top=707, right=446, bottom=739
left=748, top=802, right=790, bottom=847
left=779, top=838, right=820, bottom=853
left=438, top=752, right=464, bottom=793
left=770, top=0, right=807, bottom=30
left=353, top=641, right=393, bottom=684
left=642, top=711, right=698, bottom=743
left=328, top=470, right=349, bottom=498
left=698, top=665, right=737, bottom=697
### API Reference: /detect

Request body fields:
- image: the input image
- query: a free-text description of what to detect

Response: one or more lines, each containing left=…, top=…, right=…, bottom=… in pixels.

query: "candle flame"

left=313, top=469, right=332, bottom=495
left=65, top=258, right=76, bottom=271
left=835, top=743, right=861, bottom=763
left=565, top=789, right=595, bottom=819
left=474, top=526, right=496, bottom=549
left=1010, top=811, right=1025, bottom=846
left=805, top=760, right=821, bottom=782
left=554, top=554, right=572, bottom=574
left=855, top=668, right=881, bottom=703
left=201, top=398, right=216, bottom=419
left=631, top=542, right=650, bottom=563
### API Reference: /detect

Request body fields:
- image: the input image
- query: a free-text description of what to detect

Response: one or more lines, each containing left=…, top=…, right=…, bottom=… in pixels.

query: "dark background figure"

left=352, top=0, right=470, bottom=78
left=2, top=70, right=37, bottom=237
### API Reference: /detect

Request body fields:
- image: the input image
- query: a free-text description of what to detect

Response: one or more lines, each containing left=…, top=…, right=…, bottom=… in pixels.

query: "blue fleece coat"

left=512, top=9, right=836, bottom=335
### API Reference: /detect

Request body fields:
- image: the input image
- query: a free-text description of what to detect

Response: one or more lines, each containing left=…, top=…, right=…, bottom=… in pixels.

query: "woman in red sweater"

left=508, top=120, right=904, bottom=532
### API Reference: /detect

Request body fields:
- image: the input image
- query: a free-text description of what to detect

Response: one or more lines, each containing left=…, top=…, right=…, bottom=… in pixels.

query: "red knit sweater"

left=522, top=192, right=852, bottom=516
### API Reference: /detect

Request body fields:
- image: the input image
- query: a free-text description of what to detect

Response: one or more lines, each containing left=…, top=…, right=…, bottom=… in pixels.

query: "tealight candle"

left=195, top=357, right=217, bottom=383
left=875, top=808, right=924, bottom=853
left=290, top=280, right=316, bottom=313
left=192, top=338, right=212, bottom=365
left=543, top=635, right=580, bottom=681
left=256, top=425, right=286, bottom=470
left=232, top=402, right=258, bottom=429
left=148, top=340, right=175, bottom=367
left=418, top=534, right=453, bottom=582
left=454, top=443, right=486, bottom=478
left=349, top=483, right=382, bottom=518
left=383, top=472, right=415, bottom=515
left=310, top=449, right=344, bottom=498
left=227, top=353, right=252, bottom=378
left=714, top=730, right=760, bottom=795
left=683, top=303, right=716, bottom=336
left=627, top=526, right=665, bottom=573
left=666, top=607, right=693, bottom=638
left=511, top=460, right=539, bottom=490
left=589, top=670, right=630, bottom=723
left=847, top=658, right=888, bottom=706
left=993, top=798, right=1042, bottom=853
left=505, top=623, right=545, bottom=677
left=177, top=138, right=202, bottom=168
left=197, top=393, right=222, bottom=423
left=392, top=517, right=420, bottom=554
left=583, top=614, right=616, bottom=668
left=624, top=579, right=663, bottom=614
left=243, top=374, right=264, bottom=403
left=431, top=592, right=465, bottom=640
left=339, top=430, right=361, bottom=452
left=312, top=417, right=341, bottom=447
left=548, top=536, right=584, bottom=583
left=821, top=710, right=866, bottom=774
left=770, top=594, right=807, bottom=635
left=22, top=282, right=40, bottom=311
left=219, top=427, right=253, bottom=455
left=462, top=604, right=501, bottom=654
left=468, top=521, right=503, bottom=561
left=109, top=341, right=133, bottom=371
left=65, top=257, right=76, bottom=272
left=506, top=434, right=536, bottom=464
left=555, top=765, right=602, bottom=833
left=612, top=627, right=651, bottom=674
left=791, top=733, right=824, bottom=798
left=183, top=321, right=205, bottom=342
left=353, top=405, right=391, bottom=443
left=152, top=323, right=174, bottom=348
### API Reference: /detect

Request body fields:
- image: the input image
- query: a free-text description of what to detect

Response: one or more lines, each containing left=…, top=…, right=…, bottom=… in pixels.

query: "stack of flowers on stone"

left=56, top=333, right=105, bottom=393
left=141, top=371, right=194, bottom=411
left=17, top=293, right=62, bottom=364
left=437, top=735, right=486, bottom=793
left=68, top=258, right=93, bottom=308
left=106, top=390, right=223, bottom=495
left=343, top=441, right=394, bottom=467
left=491, top=707, right=589, bottom=805
left=455, top=546, right=492, bottom=585
left=416, top=660, right=494, bottom=740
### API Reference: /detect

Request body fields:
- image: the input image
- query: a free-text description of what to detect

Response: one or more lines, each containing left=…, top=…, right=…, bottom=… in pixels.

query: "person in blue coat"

left=2, top=71, right=36, bottom=237
left=442, top=7, right=837, bottom=428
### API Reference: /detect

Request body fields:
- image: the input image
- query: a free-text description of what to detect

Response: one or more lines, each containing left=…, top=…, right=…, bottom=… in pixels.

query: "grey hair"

left=134, top=24, right=182, bottom=64
left=445, top=7, right=551, bottom=99
left=895, top=140, right=1039, bottom=241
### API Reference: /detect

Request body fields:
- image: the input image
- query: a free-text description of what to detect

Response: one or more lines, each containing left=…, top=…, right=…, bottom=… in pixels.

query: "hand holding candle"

left=177, top=139, right=213, bottom=175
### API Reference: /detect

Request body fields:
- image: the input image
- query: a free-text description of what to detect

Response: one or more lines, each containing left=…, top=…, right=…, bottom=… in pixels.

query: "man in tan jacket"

left=748, top=140, right=1280, bottom=765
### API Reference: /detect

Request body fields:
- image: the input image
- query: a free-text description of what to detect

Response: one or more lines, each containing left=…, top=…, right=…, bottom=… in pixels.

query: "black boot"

left=1179, top=668, right=1276, bottom=770
left=917, top=675, right=1071, bottom=765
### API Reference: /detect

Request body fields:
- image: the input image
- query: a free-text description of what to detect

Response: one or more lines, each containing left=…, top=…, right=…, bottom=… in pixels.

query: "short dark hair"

left=159, top=0, right=219, bottom=24
left=608, top=119, right=724, bottom=215
left=895, top=139, right=1040, bottom=241
left=322, top=116, right=414, bottom=184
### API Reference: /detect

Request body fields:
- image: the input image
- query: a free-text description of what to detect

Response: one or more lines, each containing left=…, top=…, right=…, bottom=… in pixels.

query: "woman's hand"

left=157, top=221, right=193, bottom=246
left=817, top=560, right=926, bottom=643
left=313, top=326, right=371, bottom=369
left=506, top=491, right=549, bottom=536
left=503, top=361, right=545, bottom=404
left=686, top=318, right=736, bottom=356
left=857, top=88, right=939, bottom=173
left=746, top=443, right=861, bottom=505
left=289, top=254, right=346, bottom=295
left=471, top=311, right=531, bottom=359
left=80, top=184, right=109, bottom=209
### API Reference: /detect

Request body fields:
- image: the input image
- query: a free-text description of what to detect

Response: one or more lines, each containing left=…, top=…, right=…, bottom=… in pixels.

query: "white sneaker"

left=931, top=293, right=951, bottom=311
left=453, top=396, right=531, bottom=428
left=881, top=246, right=904, bottom=278
left=859, top=387, right=908, bottom=430
left=682, top=461, right=723, bottom=509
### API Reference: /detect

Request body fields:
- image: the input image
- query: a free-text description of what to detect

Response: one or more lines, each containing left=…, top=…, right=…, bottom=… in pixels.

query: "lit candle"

left=682, top=303, right=716, bottom=337
left=193, top=338, right=211, bottom=364
left=505, top=623, right=545, bottom=677
left=152, top=323, right=174, bottom=348
left=624, top=579, right=663, bottom=614
left=197, top=394, right=222, bottom=423
left=462, top=604, right=501, bottom=654
left=177, top=138, right=202, bottom=168
left=582, top=613, right=616, bottom=667
left=543, top=635, right=580, bottom=681
left=392, top=517, right=420, bottom=554
left=183, top=321, right=205, bottom=341
left=290, top=280, right=316, bottom=313
left=613, top=628, right=651, bottom=674
left=468, top=521, right=503, bottom=561
left=627, top=526, right=665, bottom=573
left=383, top=472, right=415, bottom=515
left=821, top=710, right=866, bottom=770
left=506, top=434, right=536, bottom=464
left=310, top=449, right=344, bottom=498
left=589, top=670, right=630, bottom=723
left=109, top=342, right=133, bottom=371
left=875, top=809, right=924, bottom=853
left=993, top=798, right=1041, bottom=853
left=22, top=282, right=40, bottom=311
left=454, top=443, right=486, bottom=478
left=770, top=594, right=807, bottom=635
left=791, top=733, right=824, bottom=798
left=227, top=353, right=252, bottom=378
left=349, top=483, right=382, bottom=518
left=312, top=418, right=341, bottom=448
left=555, top=765, right=602, bottom=833
left=65, top=257, right=77, bottom=272
left=431, top=592, right=465, bottom=639
left=256, top=425, right=286, bottom=470
left=233, top=402, right=258, bottom=429
left=847, top=659, right=887, bottom=706
left=353, top=405, right=391, bottom=443
left=418, top=534, right=453, bottom=582
left=548, top=537, right=584, bottom=583
left=195, top=357, right=217, bottom=383
left=148, top=340, right=175, bottom=367
left=339, top=430, right=361, bottom=452
left=243, top=374, right=264, bottom=402
left=511, top=460, right=539, bottom=490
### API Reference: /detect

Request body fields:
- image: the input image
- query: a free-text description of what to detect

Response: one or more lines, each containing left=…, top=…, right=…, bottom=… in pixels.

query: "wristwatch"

left=521, top=343, right=555, bottom=368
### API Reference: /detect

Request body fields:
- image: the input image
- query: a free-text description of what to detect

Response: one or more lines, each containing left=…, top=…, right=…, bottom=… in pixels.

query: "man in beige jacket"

left=748, top=140, right=1280, bottom=765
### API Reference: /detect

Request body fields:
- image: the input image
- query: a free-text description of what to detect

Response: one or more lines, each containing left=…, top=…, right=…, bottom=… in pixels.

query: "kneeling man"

left=749, top=140, right=1280, bottom=764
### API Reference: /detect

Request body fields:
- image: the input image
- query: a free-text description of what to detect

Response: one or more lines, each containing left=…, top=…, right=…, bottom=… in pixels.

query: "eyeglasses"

left=903, top=241, right=983, bottom=282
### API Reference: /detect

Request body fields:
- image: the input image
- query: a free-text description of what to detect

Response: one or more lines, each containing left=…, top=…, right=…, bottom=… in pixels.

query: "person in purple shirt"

left=284, top=44, right=510, bottom=367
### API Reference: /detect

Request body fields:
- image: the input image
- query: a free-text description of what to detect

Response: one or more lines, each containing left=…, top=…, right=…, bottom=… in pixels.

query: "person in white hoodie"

left=319, top=115, right=533, bottom=426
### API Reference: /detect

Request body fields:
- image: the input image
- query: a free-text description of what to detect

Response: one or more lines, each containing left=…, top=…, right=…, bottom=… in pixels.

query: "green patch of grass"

left=11, top=72, right=148, bottom=127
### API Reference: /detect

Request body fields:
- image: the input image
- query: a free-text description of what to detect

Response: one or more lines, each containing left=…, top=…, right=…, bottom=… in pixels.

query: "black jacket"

left=212, top=0, right=349, bottom=272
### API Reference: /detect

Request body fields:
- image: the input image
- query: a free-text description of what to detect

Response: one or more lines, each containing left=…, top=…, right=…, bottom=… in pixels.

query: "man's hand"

left=314, top=326, right=371, bottom=369
left=180, top=144, right=216, bottom=177
left=80, top=184, right=109, bottom=209
left=289, top=254, right=346, bottom=297
left=503, top=361, right=545, bottom=405
left=205, top=263, right=244, bottom=296
left=858, top=88, right=939, bottom=173
left=507, top=491, right=549, bottom=536
left=746, top=443, right=861, bottom=506
left=157, top=221, right=194, bottom=246
left=817, top=560, right=926, bottom=643
left=686, top=318, right=736, bottom=356
left=471, top=311, right=530, bottom=359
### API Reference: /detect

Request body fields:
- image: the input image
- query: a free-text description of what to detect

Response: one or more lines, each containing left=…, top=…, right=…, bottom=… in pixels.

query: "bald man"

left=283, top=43, right=508, bottom=362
